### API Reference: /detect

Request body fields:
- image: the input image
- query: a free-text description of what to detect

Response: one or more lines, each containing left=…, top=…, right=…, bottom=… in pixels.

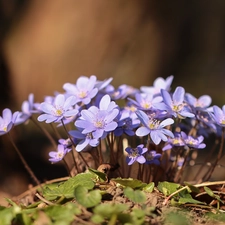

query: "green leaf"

left=142, top=182, right=154, bottom=192
left=124, top=187, right=146, bottom=203
left=204, top=186, right=224, bottom=203
left=43, top=172, right=95, bottom=200
left=91, top=214, right=105, bottom=224
left=204, top=186, right=214, bottom=197
left=93, top=203, right=128, bottom=218
left=74, top=186, right=102, bottom=208
left=157, top=181, right=181, bottom=196
left=184, top=182, right=200, bottom=193
left=44, top=202, right=81, bottom=224
left=0, top=207, right=15, bottom=225
left=111, top=178, right=147, bottom=189
left=178, top=197, right=205, bottom=204
left=88, top=168, right=107, bottom=181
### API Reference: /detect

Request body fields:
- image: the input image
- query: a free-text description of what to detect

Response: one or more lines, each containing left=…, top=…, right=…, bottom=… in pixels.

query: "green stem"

left=108, top=214, right=117, bottom=225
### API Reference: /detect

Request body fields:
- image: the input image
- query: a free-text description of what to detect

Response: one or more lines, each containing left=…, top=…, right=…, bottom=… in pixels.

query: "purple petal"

left=136, top=127, right=150, bottom=136
left=150, top=131, right=161, bottom=145
left=54, top=94, right=65, bottom=107
left=173, top=86, right=185, bottom=104
left=3, top=108, right=12, bottom=123
left=137, top=155, right=146, bottom=164
left=160, top=118, right=174, bottom=127
left=99, top=95, right=110, bottom=110
left=105, top=121, right=118, bottom=132
left=161, top=89, right=172, bottom=107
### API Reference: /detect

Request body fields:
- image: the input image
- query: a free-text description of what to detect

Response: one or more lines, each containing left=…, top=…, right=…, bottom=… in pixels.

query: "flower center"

left=129, top=148, right=139, bottom=158
left=94, top=119, right=105, bottom=128
left=57, top=152, right=64, bottom=159
left=148, top=119, right=160, bottom=129
left=78, top=91, right=87, bottom=99
left=172, top=103, right=184, bottom=112
left=55, top=109, right=63, bottom=116
left=141, top=102, right=151, bottom=109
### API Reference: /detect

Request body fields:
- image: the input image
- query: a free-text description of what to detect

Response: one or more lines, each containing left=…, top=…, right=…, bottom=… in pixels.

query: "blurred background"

left=1, top=0, right=225, bottom=204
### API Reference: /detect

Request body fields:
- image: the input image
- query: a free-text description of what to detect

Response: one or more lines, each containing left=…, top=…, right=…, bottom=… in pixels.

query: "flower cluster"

left=1, top=75, right=225, bottom=183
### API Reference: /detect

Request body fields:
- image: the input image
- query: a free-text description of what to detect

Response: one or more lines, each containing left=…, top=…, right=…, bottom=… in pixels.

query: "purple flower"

left=141, top=75, right=174, bottom=95
left=136, top=110, right=174, bottom=145
left=145, top=151, right=161, bottom=165
left=75, top=94, right=119, bottom=139
left=16, top=93, right=39, bottom=124
left=63, top=75, right=98, bottom=105
left=114, top=110, right=140, bottom=136
left=95, top=77, right=113, bottom=91
left=181, top=131, right=206, bottom=149
left=185, top=93, right=212, bottom=110
left=38, top=94, right=78, bottom=123
left=69, top=129, right=99, bottom=152
left=49, top=144, right=69, bottom=163
left=125, top=144, right=148, bottom=165
left=161, top=86, right=195, bottom=118
left=0, top=108, right=19, bottom=135
left=162, top=133, right=185, bottom=151
left=58, top=138, right=72, bottom=150
left=110, top=84, right=139, bottom=100
left=210, top=105, right=225, bottom=127
left=128, top=93, right=163, bottom=111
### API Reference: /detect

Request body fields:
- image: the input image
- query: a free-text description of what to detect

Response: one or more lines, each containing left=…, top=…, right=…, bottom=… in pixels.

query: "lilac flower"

left=95, top=77, right=113, bottom=90
left=110, top=84, right=139, bottom=100
left=49, top=144, right=69, bottom=163
left=38, top=94, right=78, bottom=123
left=0, top=108, right=19, bottom=136
left=163, top=133, right=185, bottom=151
left=185, top=93, right=212, bottom=110
left=145, top=151, right=161, bottom=165
left=210, top=105, right=225, bottom=127
left=75, top=94, right=119, bottom=139
left=141, top=75, right=174, bottom=95
left=125, top=144, right=148, bottom=165
left=136, top=110, right=174, bottom=145
left=69, top=129, right=99, bottom=152
left=114, top=111, right=139, bottom=137
left=58, top=138, right=72, bottom=150
left=181, top=131, right=206, bottom=149
left=16, top=93, right=39, bottom=124
left=161, top=86, right=195, bottom=118
left=63, top=75, right=98, bottom=105
left=128, top=93, right=163, bottom=111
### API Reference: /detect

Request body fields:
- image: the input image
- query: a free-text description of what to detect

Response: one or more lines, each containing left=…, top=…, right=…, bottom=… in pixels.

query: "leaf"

left=74, top=186, right=102, bottom=208
left=157, top=181, right=181, bottom=196
left=142, top=182, right=154, bottom=193
left=0, top=207, right=15, bottom=225
left=204, top=186, right=214, bottom=197
left=204, top=186, right=224, bottom=203
left=178, top=197, right=205, bottom=205
left=184, top=182, right=200, bottom=193
left=43, top=172, right=95, bottom=200
left=124, top=187, right=146, bottom=203
left=44, top=202, right=81, bottom=224
left=111, top=178, right=147, bottom=189
left=88, top=168, right=107, bottom=181
left=93, top=203, right=128, bottom=218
